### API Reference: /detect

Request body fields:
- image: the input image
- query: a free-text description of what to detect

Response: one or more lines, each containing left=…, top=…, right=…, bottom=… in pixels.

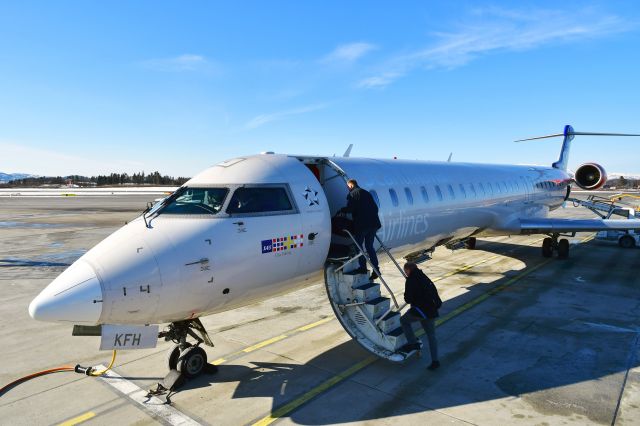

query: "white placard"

left=100, top=324, right=159, bottom=350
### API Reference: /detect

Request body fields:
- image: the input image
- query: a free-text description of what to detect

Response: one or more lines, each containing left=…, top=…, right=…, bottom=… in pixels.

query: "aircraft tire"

left=166, top=343, right=182, bottom=371
left=466, top=237, right=477, bottom=250
left=619, top=235, right=636, bottom=249
left=558, top=239, right=569, bottom=259
left=542, top=238, right=553, bottom=258
left=177, top=346, right=208, bottom=378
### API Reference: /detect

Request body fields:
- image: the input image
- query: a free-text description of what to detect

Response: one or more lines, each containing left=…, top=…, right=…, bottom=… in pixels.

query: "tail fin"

left=515, top=125, right=640, bottom=171
left=553, top=125, right=574, bottom=171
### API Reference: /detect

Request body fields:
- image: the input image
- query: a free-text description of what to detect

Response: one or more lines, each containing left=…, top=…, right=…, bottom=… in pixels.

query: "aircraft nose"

left=29, top=260, right=103, bottom=324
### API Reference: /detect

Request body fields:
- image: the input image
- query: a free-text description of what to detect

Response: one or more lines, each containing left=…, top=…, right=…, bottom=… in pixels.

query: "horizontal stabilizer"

left=519, top=218, right=640, bottom=235
left=515, top=125, right=640, bottom=171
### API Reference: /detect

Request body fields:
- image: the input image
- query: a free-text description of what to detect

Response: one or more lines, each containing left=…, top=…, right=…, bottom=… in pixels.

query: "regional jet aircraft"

left=28, top=125, right=640, bottom=376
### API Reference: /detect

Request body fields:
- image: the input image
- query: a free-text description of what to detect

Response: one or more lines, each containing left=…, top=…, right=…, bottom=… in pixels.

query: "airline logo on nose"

left=261, top=235, right=304, bottom=254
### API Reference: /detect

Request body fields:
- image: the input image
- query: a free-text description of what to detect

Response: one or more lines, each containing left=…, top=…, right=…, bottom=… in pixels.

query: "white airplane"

left=28, top=125, right=640, bottom=377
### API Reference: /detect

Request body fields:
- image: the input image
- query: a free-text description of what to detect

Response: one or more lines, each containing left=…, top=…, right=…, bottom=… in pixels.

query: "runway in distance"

left=28, top=125, right=640, bottom=376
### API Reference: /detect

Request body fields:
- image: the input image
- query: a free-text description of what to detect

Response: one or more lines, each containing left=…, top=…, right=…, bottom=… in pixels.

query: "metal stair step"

left=385, top=326, right=408, bottom=351
left=378, top=310, right=401, bottom=334
left=364, top=296, right=390, bottom=319
left=352, top=282, right=381, bottom=302
left=341, top=270, right=370, bottom=287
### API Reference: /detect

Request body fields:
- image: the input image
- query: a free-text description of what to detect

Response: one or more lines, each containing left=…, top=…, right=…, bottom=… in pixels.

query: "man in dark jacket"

left=341, top=179, right=382, bottom=280
left=400, top=262, right=442, bottom=370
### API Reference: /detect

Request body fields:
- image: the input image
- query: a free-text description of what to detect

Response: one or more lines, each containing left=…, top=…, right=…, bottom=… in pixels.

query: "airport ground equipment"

left=595, top=229, right=639, bottom=248
left=325, top=232, right=421, bottom=362
left=561, top=194, right=640, bottom=251
left=569, top=194, right=639, bottom=219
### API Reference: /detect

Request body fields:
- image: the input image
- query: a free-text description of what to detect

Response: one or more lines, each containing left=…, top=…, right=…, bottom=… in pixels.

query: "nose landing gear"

left=542, top=234, right=570, bottom=259
left=159, top=319, right=217, bottom=379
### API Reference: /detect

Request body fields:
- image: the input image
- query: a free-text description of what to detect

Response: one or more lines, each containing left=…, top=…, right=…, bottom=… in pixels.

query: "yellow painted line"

left=211, top=357, right=227, bottom=365
left=58, top=411, right=96, bottom=426
left=297, top=317, right=333, bottom=331
left=242, top=334, right=288, bottom=353
left=252, top=357, right=377, bottom=426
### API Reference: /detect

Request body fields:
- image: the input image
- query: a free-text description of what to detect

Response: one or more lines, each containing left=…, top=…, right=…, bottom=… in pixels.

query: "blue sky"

left=1, top=1, right=639, bottom=177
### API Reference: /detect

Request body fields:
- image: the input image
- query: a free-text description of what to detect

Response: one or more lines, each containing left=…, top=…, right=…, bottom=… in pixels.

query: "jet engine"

left=574, top=163, right=607, bottom=190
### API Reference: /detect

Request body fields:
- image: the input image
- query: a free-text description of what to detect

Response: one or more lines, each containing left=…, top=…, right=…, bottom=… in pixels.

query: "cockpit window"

left=161, top=188, right=229, bottom=215
left=227, top=187, right=293, bottom=214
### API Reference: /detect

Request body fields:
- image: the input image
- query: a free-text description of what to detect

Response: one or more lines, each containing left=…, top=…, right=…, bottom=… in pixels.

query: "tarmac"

left=1, top=194, right=639, bottom=425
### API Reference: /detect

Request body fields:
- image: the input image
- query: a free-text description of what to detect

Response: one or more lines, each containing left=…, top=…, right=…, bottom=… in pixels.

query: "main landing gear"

left=542, top=234, right=570, bottom=259
left=159, top=319, right=217, bottom=379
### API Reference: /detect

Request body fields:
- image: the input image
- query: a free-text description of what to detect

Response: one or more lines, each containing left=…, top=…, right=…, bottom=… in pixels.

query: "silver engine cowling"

left=574, top=163, right=607, bottom=190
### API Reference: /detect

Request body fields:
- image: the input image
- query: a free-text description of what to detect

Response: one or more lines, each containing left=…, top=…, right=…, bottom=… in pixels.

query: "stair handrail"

left=374, top=234, right=407, bottom=279
left=342, top=229, right=400, bottom=310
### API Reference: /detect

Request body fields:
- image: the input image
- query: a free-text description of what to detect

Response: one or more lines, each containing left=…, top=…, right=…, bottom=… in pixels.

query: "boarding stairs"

left=324, top=231, right=418, bottom=362
left=569, top=194, right=639, bottom=219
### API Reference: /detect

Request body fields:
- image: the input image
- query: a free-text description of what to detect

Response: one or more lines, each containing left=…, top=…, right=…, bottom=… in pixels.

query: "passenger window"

left=469, top=183, right=477, bottom=198
left=420, top=186, right=429, bottom=203
left=478, top=182, right=486, bottom=196
left=404, top=187, right=414, bottom=205
left=459, top=184, right=467, bottom=199
left=370, top=190, right=381, bottom=208
left=161, top=187, right=229, bottom=215
left=389, top=188, right=399, bottom=207
left=447, top=184, right=455, bottom=199
left=501, top=182, right=508, bottom=193
left=495, top=183, right=502, bottom=194
left=487, top=183, right=494, bottom=195
left=435, top=185, right=443, bottom=201
left=227, top=187, right=293, bottom=214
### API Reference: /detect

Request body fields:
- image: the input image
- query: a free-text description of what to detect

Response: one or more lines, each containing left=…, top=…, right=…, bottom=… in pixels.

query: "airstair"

left=569, top=194, right=639, bottom=219
left=324, top=232, right=419, bottom=362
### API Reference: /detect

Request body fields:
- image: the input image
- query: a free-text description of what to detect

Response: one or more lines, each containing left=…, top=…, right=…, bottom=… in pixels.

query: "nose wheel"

left=160, top=319, right=217, bottom=379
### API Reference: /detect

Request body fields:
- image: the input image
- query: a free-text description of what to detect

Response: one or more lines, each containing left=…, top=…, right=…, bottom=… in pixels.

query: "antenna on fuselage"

left=515, top=125, right=640, bottom=171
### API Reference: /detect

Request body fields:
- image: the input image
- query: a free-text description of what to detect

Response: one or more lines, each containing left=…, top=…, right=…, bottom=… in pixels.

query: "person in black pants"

left=400, top=262, right=442, bottom=370
left=340, top=179, right=382, bottom=280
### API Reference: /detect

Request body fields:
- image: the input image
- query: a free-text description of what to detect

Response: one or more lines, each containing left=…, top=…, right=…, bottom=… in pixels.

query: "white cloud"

left=358, top=8, right=631, bottom=88
left=323, top=42, right=377, bottom=64
left=141, top=54, right=215, bottom=72
left=245, top=103, right=328, bottom=129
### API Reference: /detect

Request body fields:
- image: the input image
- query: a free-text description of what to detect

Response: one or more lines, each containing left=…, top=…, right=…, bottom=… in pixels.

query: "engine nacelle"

left=574, top=163, right=607, bottom=190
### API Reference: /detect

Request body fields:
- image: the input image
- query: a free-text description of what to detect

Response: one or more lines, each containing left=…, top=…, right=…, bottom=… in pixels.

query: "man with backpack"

left=400, top=262, right=442, bottom=370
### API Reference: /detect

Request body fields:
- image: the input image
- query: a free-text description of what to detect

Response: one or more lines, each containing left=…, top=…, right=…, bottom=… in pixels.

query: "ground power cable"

left=0, top=350, right=117, bottom=396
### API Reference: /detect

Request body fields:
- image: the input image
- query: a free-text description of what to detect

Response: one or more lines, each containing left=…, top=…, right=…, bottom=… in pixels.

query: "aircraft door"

left=209, top=185, right=304, bottom=310
left=290, top=170, right=332, bottom=276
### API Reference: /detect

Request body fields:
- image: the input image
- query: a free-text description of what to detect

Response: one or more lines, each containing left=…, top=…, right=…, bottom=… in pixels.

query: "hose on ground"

left=0, top=350, right=117, bottom=396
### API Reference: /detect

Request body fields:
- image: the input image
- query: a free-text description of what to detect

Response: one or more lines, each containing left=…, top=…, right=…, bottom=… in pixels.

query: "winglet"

left=343, top=144, right=353, bottom=157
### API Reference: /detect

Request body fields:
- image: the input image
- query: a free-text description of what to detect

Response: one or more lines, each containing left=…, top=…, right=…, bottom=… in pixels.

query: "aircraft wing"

left=519, top=218, right=640, bottom=234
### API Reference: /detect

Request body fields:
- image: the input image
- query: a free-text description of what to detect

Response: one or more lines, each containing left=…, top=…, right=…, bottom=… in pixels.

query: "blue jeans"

left=401, top=309, right=438, bottom=362
left=354, top=228, right=378, bottom=271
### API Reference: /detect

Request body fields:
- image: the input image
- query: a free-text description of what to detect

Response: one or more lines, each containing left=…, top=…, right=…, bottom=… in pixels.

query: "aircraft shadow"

left=179, top=239, right=640, bottom=424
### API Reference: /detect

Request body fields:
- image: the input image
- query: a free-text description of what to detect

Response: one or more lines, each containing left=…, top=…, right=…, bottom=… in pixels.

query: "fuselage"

left=28, top=154, right=571, bottom=326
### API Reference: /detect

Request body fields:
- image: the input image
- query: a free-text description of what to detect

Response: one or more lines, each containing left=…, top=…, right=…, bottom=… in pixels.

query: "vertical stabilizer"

left=552, top=125, right=574, bottom=170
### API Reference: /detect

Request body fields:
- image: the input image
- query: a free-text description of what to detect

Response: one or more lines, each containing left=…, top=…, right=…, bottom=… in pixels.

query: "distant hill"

left=0, top=172, right=36, bottom=183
